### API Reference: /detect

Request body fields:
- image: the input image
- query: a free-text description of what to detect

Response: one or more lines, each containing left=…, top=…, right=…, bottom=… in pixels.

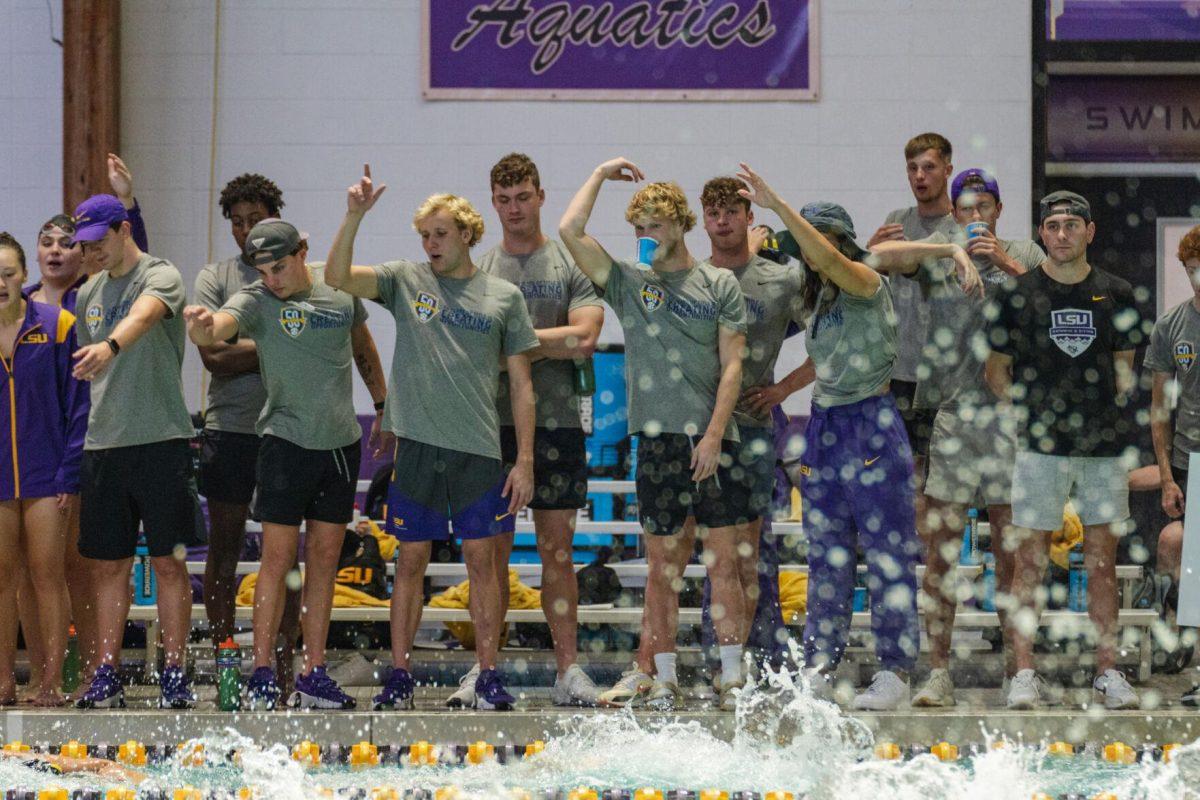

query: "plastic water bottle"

left=1068, top=549, right=1088, bottom=612
left=61, top=625, right=81, bottom=693
left=960, top=508, right=981, bottom=566
left=980, top=554, right=996, bottom=612
left=133, top=546, right=157, bottom=606
left=216, top=637, right=242, bottom=711
left=573, top=358, right=596, bottom=397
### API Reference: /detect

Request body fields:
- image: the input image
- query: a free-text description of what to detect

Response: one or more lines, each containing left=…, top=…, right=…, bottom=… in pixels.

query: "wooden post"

left=63, top=0, right=121, bottom=213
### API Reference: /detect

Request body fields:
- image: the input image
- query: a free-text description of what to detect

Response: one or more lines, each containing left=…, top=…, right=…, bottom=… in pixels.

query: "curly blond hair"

left=625, top=181, right=696, bottom=233
left=413, top=194, right=485, bottom=248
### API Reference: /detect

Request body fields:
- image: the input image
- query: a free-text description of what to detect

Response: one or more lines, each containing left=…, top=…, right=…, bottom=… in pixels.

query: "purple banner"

left=1047, top=75, right=1200, bottom=162
left=1048, top=1, right=1200, bottom=41
left=423, top=1, right=817, bottom=100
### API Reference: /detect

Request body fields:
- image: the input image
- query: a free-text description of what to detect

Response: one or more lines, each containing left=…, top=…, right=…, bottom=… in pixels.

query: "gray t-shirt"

left=882, top=206, right=959, bottom=382
left=193, top=256, right=268, bottom=435
left=913, top=232, right=1047, bottom=410
left=801, top=275, right=897, bottom=409
left=75, top=254, right=194, bottom=449
left=478, top=240, right=602, bottom=430
left=372, top=260, right=541, bottom=460
left=600, top=260, right=747, bottom=441
left=1144, top=299, right=1200, bottom=471
left=220, top=265, right=366, bottom=451
left=706, top=256, right=806, bottom=429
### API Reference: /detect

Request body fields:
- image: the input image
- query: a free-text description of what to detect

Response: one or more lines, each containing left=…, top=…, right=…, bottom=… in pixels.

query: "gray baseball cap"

left=243, top=219, right=307, bottom=265
left=1039, top=190, right=1091, bottom=223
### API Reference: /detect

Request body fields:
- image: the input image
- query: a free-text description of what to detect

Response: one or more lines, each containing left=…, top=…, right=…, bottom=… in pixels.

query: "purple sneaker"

left=288, top=666, right=356, bottom=710
left=159, top=664, right=196, bottom=709
left=475, top=668, right=515, bottom=711
left=372, top=667, right=415, bottom=710
left=75, top=664, right=125, bottom=709
left=246, top=666, right=282, bottom=711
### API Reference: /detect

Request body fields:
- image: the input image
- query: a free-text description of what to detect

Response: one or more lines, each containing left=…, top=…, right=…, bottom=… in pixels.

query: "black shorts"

left=197, top=428, right=262, bottom=505
left=255, top=436, right=361, bottom=526
left=890, top=379, right=934, bottom=458
left=500, top=426, right=588, bottom=511
left=79, top=439, right=207, bottom=560
left=635, top=433, right=758, bottom=536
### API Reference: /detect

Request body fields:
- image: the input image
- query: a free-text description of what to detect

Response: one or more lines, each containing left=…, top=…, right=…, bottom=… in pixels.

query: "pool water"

left=2, top=668, right=1196, bottom=799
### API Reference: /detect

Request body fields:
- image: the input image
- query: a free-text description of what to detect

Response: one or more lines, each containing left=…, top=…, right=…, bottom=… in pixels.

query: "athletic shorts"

left=255, top=435, right=361, bottom=526
left=1010, top=451, right=1130, bottom=531
left=386, top=437, right=514, bottom=542
left=500, top=425, right=588, bottom=511
left=734, top=426, right=779, bottom=519
left=635, top=433, right=758, bottom=536
left=925, top=403, right=1017, bottom=507
left=890, top=379, right=934, bottom=458
left=197, top=428, right=261, bottom=505
left=79, top=439, right=207, bottom=560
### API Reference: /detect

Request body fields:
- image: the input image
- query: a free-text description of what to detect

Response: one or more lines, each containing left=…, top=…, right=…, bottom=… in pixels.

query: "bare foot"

left=31, top=688, right=65, bottom=707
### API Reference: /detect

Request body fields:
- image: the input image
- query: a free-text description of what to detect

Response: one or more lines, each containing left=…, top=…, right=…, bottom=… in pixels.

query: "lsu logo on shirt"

left=1175, top=341, right=1196, bottom=371
left=85, top=304, right=103, bottom=337
left=280, top=306, right=307, bottom=338
left=1049, top=308, right=1096, bottom=357
left=413, top=291, right=441, bottom=323
left=640, top=284, right=665, bottom=312
left=21, top=333, right=48, bottom=344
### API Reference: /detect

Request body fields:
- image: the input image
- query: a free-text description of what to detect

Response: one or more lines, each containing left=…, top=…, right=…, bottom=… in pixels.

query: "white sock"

left=719, top=645, right=744, bottom=685
left=653, top=652, right=677, bottom=685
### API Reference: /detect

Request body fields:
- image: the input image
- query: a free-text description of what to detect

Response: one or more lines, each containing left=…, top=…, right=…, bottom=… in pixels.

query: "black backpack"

left=336, top=529, right=388, bottom=600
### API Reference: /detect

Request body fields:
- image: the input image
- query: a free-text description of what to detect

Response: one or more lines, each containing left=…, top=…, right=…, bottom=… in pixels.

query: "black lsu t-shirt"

left=990, top=266, right=1143, bottom=457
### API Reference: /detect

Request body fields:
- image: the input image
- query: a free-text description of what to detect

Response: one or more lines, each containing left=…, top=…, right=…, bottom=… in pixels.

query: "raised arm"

left=735, top=163, right=880, bottom=299
left=869, top=239, right=982, bottom=296
left=325, top=164, right=386, bottom=299
left=182, top=305, right=240, bottom=347
left=558, top=158, right=645, bottom=291
left=532, top=305, right=603, bottom=360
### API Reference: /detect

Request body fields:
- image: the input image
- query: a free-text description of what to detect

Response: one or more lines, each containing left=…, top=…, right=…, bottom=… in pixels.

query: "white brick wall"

left=11, top=0, right=1034, bottom=416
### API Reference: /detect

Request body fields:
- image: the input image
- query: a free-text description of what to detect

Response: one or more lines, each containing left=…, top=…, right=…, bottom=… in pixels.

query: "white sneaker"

left=550, top=664, right=601, bottom=707
left=1007, top=669, right=1049, bottom=709
left=1093, top=669, right=1140, bottom=710
left=643, top=679, right=682, bottom=711
left=327, top=652, right=388, bottom=687
left=446, top=663, right=480, bottom=709
left=912, top=668, right=956, bottom=708
left=852, top=671, right=909, bottom=711
left=597, top=665, right=652, bottom=708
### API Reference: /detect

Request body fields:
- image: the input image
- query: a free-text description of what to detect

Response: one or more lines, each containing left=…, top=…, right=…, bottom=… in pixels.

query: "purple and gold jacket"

left=0, top=301, right=89, bottom=499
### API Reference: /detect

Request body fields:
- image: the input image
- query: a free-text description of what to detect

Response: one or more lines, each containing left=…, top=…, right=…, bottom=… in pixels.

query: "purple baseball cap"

left=950, top=168, right=1001, bottom=205
left=71, top=194, right=128, bottom=243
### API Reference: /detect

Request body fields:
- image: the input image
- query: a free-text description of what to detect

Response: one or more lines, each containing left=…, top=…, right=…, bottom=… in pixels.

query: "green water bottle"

left=573, top=357, right=596, bottom=397
left=61, top=625, right=81, bottom=693
left=216, top=637, right=242, bottom=711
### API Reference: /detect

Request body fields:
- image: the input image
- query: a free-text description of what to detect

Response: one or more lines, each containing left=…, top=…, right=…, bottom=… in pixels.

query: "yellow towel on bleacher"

left=778, top=569, right=808, bottom=623
left=1050, top=501, right=1084, bottom=570
left=235, top=572, right=390, bottom=608
left=362, top=518, right=398, bottom=561
left=429, top=569, right=541, bottom=650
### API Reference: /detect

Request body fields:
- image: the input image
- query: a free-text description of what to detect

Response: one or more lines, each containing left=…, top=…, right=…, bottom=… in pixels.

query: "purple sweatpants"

left=800, top=393, right=921, bottom=673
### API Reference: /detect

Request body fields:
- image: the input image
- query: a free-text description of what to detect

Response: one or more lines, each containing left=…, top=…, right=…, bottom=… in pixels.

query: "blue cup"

left=853, top=586, right=868, bottom=612
left=966, top=221, right=989, bottom=241
left=636, top=237, right=658, bottom=269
